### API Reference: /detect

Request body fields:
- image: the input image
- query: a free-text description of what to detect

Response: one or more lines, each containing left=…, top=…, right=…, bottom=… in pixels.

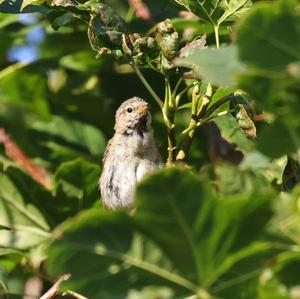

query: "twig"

left=205, top=94, right=237, bottom=117
left=130, top=63, right=163, bottom=108
left=40, top=274, right=71, bottom=299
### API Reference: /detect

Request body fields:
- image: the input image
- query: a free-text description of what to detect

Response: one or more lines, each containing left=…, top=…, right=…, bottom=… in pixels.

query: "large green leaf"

left=47, top=209, right=191, bottom=299
left=0, top=66, right=50, bottom=119
left=0, top=172, right=51, bottom=249
left=48, top=168, right=276, bottom=298
left=213, top=114, right=254, bottom=153
left=32, top=116, right=106, bottom=157
left=173, top=0, right=252, bottom=26
left=175, top=45, right=244, bottom=86
left=53, top=158, right=101, bottom=211
left=270, top=185, right=300, bottom=246
left=235, top=0, right=300, bottom=159
left=236, top=0, right=300, bottom=70
left=256, top=121, right=300, bottom=159
left=135, top=168, right=274, bottom=290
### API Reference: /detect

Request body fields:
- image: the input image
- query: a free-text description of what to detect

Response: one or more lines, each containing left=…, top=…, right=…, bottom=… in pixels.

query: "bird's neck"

left=114, top=129, right=155, bottom=156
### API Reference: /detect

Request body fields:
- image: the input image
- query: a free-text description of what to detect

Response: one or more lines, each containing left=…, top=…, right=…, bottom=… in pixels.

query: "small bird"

left=99, top=97, right=161, bottom=209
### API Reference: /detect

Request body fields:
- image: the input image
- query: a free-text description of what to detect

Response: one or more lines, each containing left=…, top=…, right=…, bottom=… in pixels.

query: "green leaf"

left=213, top=114, right=254, bottom=152
left=0, top=0, right=48, bottom=13
left=173, top=0, right=252, bottom=26
left=135, top=168, right=274, bottom=290
left=0, top=248, right=22, bottom=257
left=175, top=45, right=244, bottom=86
left=208, top=86, right=236, bottom=109
left=237, top=0, right=300, bottom=70
left=236, top=0, right=300, bottom=160
left=47, top=209, right=190, bottom=299
left=20, top=0, right=37, bottom=11
left=270, top=185, right=300, bottom=245
left=49, top=11, right=73, bottom=30
left=59, top=51, right=103, bottom=73
left=214, top=163, right=270, bottom=196
left=0, top=173, right=51, bottom=249
left=47, top=168, right=275, bottom=298
left=54, top=158, right=101, bottom=209
left=256, top=121, right=299, bottom=159
left=0, top=65, right=50, bottom=119
left=32, top=116, right=106, bottom=157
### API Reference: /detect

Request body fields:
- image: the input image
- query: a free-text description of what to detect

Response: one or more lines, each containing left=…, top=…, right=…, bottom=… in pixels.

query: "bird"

left=99, top=97, right=161, bottom=210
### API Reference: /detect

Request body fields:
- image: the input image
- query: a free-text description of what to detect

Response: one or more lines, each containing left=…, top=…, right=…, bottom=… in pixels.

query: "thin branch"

left=40, top=274, right=71, bottom=299
left=205, top=94, right=237, bottom=117
left=130, top=63, right=163, bottom=108
left=40, top=275, right=86, bottom=299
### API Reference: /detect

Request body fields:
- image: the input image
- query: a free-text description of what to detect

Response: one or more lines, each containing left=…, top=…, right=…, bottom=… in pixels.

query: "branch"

left=204, top=94, right=237, bottom=117
left=163, top=77, right=176, bottom=166
left=130, top=63, right=163, bottom=108
left=40, top=274, right=71, bottom=299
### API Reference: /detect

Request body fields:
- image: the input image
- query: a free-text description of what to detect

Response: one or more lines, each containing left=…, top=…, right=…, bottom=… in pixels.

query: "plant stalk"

left=164, top=77, right=176, bottom=166
left=176, top=84, right=212, bottom=162
left=131, top=63, right=163, bottom=108
left=214, top=25, right=220, bottom=48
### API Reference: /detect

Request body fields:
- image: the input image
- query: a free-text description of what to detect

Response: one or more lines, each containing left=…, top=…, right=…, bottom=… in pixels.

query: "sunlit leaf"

left=175, top=45, right=244, bottom=86
left=173, top=0, right=252, bottom=26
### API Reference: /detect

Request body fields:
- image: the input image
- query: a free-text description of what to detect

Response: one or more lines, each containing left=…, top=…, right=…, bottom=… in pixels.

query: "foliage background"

left=0, top=0, right=299, bottom=298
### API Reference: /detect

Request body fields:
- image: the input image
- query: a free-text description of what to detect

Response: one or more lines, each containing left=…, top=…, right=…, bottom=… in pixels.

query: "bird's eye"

left=127, top=107, right=133, bottom=113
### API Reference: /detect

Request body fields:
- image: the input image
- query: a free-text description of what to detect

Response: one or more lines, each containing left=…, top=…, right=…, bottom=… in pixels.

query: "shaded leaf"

left=237, top=0, right=300, bottom=70
left=257, top=121, right=299, bottom=159
left=32, top=116, right=106, bottom=157
left=0, top=172, right=50, bottom=249
left=54, top=158, right=100, bottom=209
left=213, top=114, right=254, bottom=152
left=86, top=2, right=127, bottom=53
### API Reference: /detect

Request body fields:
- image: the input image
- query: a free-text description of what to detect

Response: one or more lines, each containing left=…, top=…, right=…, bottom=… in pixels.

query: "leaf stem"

left=172, top=77, right=183, bottom=100
left=176, top=84, right=212, bottom=162
left=214, top=25, right=220, bottom=48
left=175, top=81, right=198, bottom=108
left=205, top=94, right=237, bottom=117
left=131, top=63, right=163, bottom=108
left=91, top=245, right=208, bottom=296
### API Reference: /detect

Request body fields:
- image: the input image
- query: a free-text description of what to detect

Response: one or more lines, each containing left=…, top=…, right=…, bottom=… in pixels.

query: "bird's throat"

left=137, top=115, right=148, bottom=138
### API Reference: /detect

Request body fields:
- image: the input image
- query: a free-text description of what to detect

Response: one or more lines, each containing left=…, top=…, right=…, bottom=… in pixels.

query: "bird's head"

left=114, top=97, right=151, bottom=136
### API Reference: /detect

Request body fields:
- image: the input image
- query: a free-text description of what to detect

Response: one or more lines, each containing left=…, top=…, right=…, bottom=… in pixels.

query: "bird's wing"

left=102, top=138, right=113, bottom=164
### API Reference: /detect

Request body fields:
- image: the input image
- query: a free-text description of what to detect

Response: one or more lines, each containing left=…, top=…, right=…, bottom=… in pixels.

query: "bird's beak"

left=137, top=105, right=148, bottom=114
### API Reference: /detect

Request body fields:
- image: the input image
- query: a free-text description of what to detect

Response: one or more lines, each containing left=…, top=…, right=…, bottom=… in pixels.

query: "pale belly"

left=136, top=159, right=158, bottom=182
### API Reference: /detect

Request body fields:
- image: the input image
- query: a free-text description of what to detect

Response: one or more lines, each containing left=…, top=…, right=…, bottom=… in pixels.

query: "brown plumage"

left=99, top=97, right=161, bottom=209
